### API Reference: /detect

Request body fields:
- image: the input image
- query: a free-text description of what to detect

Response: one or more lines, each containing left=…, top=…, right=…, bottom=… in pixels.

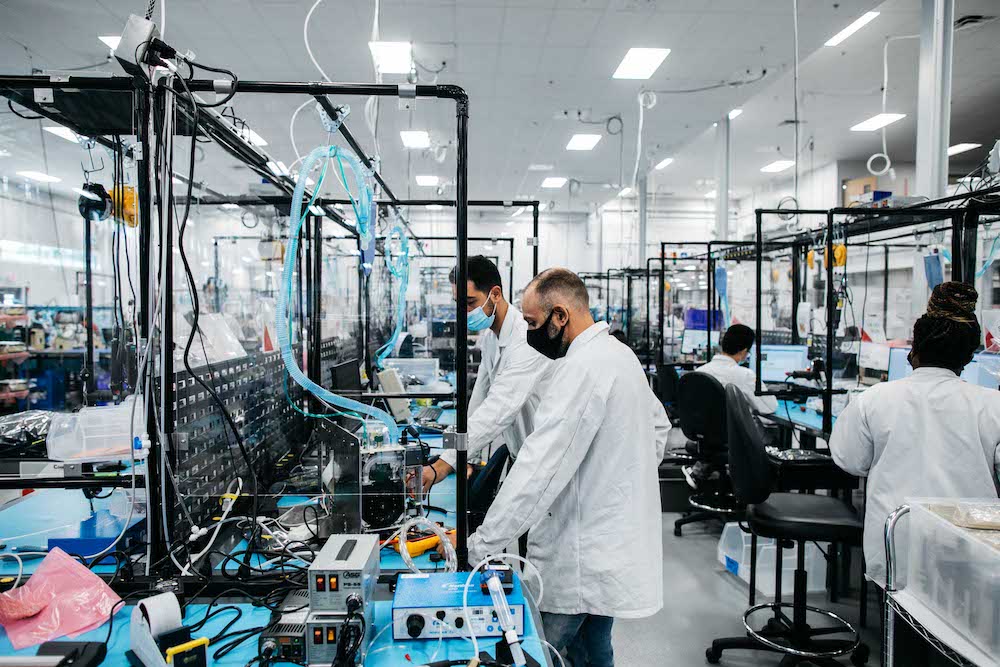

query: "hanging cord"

left=374, top=222, right=410, bottom=370
left=791, top=0, right=800, bottom=227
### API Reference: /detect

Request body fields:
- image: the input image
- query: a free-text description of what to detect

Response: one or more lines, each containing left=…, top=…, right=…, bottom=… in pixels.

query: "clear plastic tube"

left=398, top=516, right=457, bottom=573
left=277, top=145, right=398, bottom=441
left=375, top=222, right=410, bottom=369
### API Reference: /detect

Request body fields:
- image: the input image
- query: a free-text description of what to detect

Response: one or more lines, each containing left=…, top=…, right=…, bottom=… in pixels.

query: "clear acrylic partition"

left=660, top=252, right=714, bottom=364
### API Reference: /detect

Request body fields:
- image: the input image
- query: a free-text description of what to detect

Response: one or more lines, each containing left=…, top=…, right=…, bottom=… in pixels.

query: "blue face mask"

left=467, top=293, right=497, bottom=332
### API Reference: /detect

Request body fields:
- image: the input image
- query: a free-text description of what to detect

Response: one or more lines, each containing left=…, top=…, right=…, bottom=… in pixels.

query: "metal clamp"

left=213, top=78, right=235, bottom=95
left=399, top=84, right=417, bottom=99
left=527, top=237, right=539, bottom=247
left=443, top=431, right=467, bottom=451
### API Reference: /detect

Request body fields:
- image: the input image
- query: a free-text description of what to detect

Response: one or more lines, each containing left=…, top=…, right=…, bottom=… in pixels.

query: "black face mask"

left=526, top=310, right=568, bottom=360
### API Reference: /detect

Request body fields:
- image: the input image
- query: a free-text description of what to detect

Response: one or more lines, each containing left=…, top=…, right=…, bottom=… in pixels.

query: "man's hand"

left=435, top=531, right=458, bottom=558
left=420, top=459, right=456, bottom=494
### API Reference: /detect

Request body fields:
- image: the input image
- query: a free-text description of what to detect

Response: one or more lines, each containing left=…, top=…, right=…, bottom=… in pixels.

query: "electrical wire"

left=303, top=0, right=332, bottom=82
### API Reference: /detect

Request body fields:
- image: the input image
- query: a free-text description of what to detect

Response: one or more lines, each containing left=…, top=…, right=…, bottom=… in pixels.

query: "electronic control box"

left=391, top=572, right=526, bottom=640
left=258, top=590, right=309, bottom=664
left=308, top=534, right=380, bottom=612
left=305, top=610, right=373, bottom=665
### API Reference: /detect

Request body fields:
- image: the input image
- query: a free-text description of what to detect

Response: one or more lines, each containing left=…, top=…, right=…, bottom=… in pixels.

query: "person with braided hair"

left=830, top=281, right=1000, bottom=589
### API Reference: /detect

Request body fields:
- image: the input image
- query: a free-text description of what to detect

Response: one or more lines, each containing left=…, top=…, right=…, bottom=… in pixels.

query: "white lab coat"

left=440, top=306, right=553, bottom=469
left=697, top=355, right=778, bottom=415
left=468, top=321, right=672, bottom=618
left=829, top=367, right=1000, bottom=586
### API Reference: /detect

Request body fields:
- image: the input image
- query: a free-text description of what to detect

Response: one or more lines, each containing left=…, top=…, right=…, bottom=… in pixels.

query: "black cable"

left=649, top=68, right=767, bottom=94
left=185, top=60, right=238, bottom=108
left=7, top=99, right=43, bottom=119
left=102, top=590, right=158, bottom=646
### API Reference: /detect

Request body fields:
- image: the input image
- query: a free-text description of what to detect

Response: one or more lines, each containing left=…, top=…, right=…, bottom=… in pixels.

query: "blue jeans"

left=540, top=612, right=614, bottom=667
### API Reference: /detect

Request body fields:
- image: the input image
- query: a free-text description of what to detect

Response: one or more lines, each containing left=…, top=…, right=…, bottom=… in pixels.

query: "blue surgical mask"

left=467, top=294, right=497, bottom=332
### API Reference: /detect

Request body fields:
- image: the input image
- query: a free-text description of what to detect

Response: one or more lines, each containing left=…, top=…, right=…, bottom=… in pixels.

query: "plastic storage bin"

left=384, top=358, right=440, bottom=388
left=717, top=522, right=827, bottom=597
left=904, top=499, right=1000, bottom=659
left=46, top=395, right=144, bottom=463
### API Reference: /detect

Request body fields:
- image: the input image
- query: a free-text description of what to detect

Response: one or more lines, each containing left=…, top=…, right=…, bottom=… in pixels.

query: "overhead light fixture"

left=948, top=142, right=982, bottom=156
left=538, top=201, right=548, bottom=212
left=850, top=113, right=905, bottom=132
left=541, top=177, right=567, bottom=189
left=618, top=187, right=632, bottom=197
left=682, top=265, right=697, bottom=271
left=309, top=205, right=325, bottom=216
left=612, top=47, right=670, bottom=80
left=241, top=256, right=253, bottom=264
left=425, top=204, right=443, bottom=210
left=704, top=190, right=717, bottom=199
left=73, top=187, right=100, bottom=201
left=654, top=157, right=674, bottom=170
left=220, top=203, right=240, bottom=210
left=528, top=164, right=554, bottom=171
left=236, top=127, right=267, bottom=147
left=415, top=175, right=439, bottom=187
left=566, top=133, right=602, bottom=151
left=511, top=206, right=526, bottom=217
left=400, top=130, right=430, bottom=149
left=98, top=35, right=121, bottom=51
left=17, top=171, right=60, bottom=183
left=728, top=109, right=743, bottom=120
left=43, top=126, right=81, bottom=143
left=368, top=41, right=412, bottom=74
left=760, top=160, right=796, bottom=173
left=825, top=11, right=880, bottom=47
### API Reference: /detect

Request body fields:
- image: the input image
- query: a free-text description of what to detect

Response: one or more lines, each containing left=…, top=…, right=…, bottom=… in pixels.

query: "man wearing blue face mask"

left=420, top=255, right=554, bottom=491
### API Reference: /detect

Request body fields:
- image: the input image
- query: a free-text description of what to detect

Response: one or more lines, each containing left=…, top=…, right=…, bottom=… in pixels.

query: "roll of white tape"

left=137, top=592, right=183, bottom=636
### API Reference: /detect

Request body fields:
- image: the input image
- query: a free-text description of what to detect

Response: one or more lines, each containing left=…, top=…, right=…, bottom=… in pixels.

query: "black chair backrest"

left=655, top=364, right=681, bottom=404
left=725, top=384, right=773, bottom=505
left=468, top=445, right=510, bottom=531
left=677, top=371, right=728, bottom=447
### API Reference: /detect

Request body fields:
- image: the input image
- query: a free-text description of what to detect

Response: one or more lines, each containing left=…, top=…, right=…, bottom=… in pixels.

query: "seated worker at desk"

left=443, top=268, right=671, bottom=667
left=420, top=255, right=553, bottom=490
left=830, top=282, right=1000, bottom=587
left=684, top=324, right=778, bottom=488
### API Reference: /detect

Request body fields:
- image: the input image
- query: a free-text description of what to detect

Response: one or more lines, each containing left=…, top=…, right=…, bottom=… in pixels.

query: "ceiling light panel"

left=43, top=126, right=80, bottom=142
left=400, top=130, right=430, bottom=148
left=541, top=177, right=567, bottom=189
left=948, top=143, right=982, bottom=156
left=528, top=164, right=554, bottom=171
left=99, top=35, right=121, bottom=51
left=728, top=109, right=743, bottom=120
left=369, top=41, right=412, bottom=74
left=613, top=47, right=670, bottom=80
left=566, top=134, right=602, bottom=151
left=415, top=175, right=440, bottom=187
left=17, top=171, right=61, bottom=183
left=850, top=113, right=905, bottom=132
left=760, top=160, right=796, bottom=173
left=654, top=157, right=674, bottom=170
left=825, top=12, right=880, bottom=47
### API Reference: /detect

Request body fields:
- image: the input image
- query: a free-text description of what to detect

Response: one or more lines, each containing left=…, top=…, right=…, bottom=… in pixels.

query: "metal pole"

left=159, top=83, right=177, bottom=550
left=213, top=239, right=221, bottom=313
left=532, top=203, right=540, bottom=276
left=915, top=0, right=955, bottom=199
left=454, top=92, right=471, bottom=569
left=707, top=253, right=714, bottom=362
left=658, top=243, right=666, bottom=364
left=83, top=212, right=95, bottom=399
left=755, top=211, right=764, bottom=396
left=791, top=244, right=801, bottom=345
left=883, top=246, right=890, bottom=332
left=638, top=176, right=648, bottom=263
left=824, top=211, right=835, bottom=435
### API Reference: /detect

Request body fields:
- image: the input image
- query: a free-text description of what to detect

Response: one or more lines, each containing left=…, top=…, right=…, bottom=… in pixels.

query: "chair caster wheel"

left=705, top=647, right=721, bottom=664
left=674, top=526, right=683, bottom=537
left=763, top=617, right=784, bottom=635
left=850, top=644, right=870, bottom=666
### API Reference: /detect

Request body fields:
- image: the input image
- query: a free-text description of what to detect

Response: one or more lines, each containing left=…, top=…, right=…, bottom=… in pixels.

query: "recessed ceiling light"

left=266, top=161, right=290, bottom=177
left=415, top=175, right=439, bottom=187
left=220, top=203, right=239, bottom=210
left=368, top=41, right=412, bottom=74
left=850, top=113, right=905, bottom=132
left=541, top=177, right=567, bottom=189
left=400, top=130, right=430, bottom=149
left=948, top=142, right=982, bottom=156
left=511, top=207, right=526, bottom=217
left=566, top=133, right=602, bottom=151
left=613, top=47, right=670, bottom=80
left=728, top=109, right=743, bottom=120
left=760, top=160, right=796, bottom=173
left=704, top=190, right=717, bottom=199
left=309, top=205, right=325, bottom=216
left=618, top=187, right=632, bottom=197
left=43, top=126, right=81, bottom=143
left=17, top=171, right=60, bottom=183
left=538, top=202, right=548, bottom=212
left=528, top=164, right=554, bottom=171
left=73, top=187, right=100, bottom=201
left=654, top=157, right=674, bottom=170
left=236, top=127, right=267, bottom=147
left=425, top=204, right=443, bottom=210
left=825, top=11, right=880, bottom=47
left=683, top=265, right=697, bottom=271
left=98, top=35, right=121, bottom=51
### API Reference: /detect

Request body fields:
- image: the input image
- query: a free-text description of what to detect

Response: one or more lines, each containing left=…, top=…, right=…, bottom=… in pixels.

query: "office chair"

left=468, top=445, right=510, bottom=533
left=706, top=385, right=869, bottom=666
left=673, top=372, right=743, bottom=536
left=655, top=363, right=683, bottom=424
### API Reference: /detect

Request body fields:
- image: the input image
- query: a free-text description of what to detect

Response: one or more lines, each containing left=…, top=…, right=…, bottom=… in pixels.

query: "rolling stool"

left=706, top=385, right=869, bottom=666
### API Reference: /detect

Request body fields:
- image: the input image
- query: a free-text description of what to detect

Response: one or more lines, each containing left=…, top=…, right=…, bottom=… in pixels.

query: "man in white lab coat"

left=830, top=282, right=1000, bottom=590
left=421, top=256, right=553, bottom=489
left=448, top=268, right=671, bottom=667
left=696, top=324, right=778, bottom=415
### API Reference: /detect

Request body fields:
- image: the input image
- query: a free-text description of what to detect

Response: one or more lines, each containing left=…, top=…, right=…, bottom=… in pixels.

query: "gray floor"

left=611, top=516, right=881, bottom=666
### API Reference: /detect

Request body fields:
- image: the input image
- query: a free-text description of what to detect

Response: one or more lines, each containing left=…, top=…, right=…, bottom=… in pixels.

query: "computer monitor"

left=376, top=367, right=413, bottom=423
left=680, top=330, right=720, bottom=355
left=750, top=344, right=810, bottom=383
left=887, top=346, right=998, bottom=388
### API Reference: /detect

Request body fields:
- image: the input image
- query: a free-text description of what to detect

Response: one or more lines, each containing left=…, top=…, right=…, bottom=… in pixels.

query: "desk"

left=762, top=400, right=835, bottom=449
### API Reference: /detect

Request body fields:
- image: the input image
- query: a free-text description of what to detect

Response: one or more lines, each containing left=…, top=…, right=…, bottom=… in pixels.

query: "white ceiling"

left=3, top=0, right=996, bottom=213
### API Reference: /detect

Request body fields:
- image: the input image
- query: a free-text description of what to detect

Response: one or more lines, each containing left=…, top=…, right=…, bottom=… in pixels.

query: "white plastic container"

left=46, top=395, right=144, bottom=463
left=905, top=499, right=1000, bottom=659
left=717, top=522, right=828, bottom=596
left=383, top=358, right=440, bottom=388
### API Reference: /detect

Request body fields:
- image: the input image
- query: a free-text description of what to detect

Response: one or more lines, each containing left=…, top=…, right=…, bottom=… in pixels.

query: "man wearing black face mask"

left=452, top=267, right=672, bottom=667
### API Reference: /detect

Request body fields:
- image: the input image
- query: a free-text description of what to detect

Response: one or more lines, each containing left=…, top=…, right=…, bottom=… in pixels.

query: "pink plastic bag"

left=0, top=548, right=121, bottom=650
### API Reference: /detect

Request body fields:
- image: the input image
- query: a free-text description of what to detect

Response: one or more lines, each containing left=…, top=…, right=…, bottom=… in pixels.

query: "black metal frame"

left=0, top=73, right=475, bottom=571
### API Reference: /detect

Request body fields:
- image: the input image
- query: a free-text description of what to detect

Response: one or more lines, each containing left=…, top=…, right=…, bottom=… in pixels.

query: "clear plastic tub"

left=717, top=522, right=827, bottom=596
left=46, top=395, right=144, bottom=463
left=383, top=358, right=440, bottom=388
left=905, top=499, right=1000, bottom=659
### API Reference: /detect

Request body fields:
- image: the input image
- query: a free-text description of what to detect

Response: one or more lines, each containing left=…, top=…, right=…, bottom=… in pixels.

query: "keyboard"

left=415, top=406, right=443, bottom=422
